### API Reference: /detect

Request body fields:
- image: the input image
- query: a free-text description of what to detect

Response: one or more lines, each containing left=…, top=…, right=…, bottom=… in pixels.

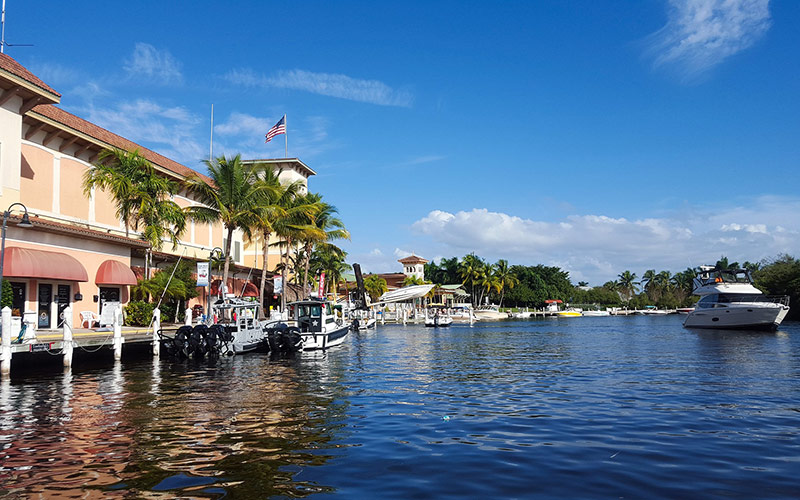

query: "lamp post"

left=0, top=203, right=33, bottom=338
left=207, top=247, right=223, bottom=322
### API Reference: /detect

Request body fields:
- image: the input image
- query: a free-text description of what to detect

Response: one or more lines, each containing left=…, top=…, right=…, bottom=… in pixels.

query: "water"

left=1, top=316, right=799, bottom=498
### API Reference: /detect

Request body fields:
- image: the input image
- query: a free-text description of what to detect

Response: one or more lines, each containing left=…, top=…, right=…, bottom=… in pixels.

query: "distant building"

left=398, top=255, right=428, bottom=281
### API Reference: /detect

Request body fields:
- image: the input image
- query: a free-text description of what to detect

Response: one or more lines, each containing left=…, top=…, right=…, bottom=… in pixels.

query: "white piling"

left=381, top=308, right=385, bottom=325
left=152, top=308, right=161, bottom=357
left=469, top=308, right=475, bottom=326
left=62, top=305, right=74, bottom=368
left=1, top=307, right=12, bottom=375
left=402, top=307, right=407, bottom=325
left=113, top=307, right=123, bottom=360
left=184, top=308, right=192, bottom=326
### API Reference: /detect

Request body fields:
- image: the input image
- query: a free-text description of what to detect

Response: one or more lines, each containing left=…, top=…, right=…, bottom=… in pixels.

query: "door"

left=99, top=287, right=121, bottom=315
left=10, top=282, right=25, bottom=316
left=38, top=284, right=52, bottom=329
left=56, top=284, right=71, bottom=327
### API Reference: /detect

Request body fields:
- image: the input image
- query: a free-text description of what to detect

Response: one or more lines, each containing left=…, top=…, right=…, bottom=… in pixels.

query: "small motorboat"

left=425, top=306, right=453, bottom=327
left=287, top=299, right=351, bottom=350
left=473, top=305, right=508, bottom=320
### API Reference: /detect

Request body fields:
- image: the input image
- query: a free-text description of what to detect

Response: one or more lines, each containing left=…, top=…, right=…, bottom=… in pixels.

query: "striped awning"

left=95, top=260, right=137, bottom=286
left=3, top=246, right=88, bottom=282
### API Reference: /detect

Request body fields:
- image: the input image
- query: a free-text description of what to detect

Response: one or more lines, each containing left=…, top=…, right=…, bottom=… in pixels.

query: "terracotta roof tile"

left=0, top=53, right=60, bottom=97
left=30, top=104, right=211, bottom=183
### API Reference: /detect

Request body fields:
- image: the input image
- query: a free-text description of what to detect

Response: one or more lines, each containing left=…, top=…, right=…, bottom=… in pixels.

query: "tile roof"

left=21, top=214, right=151, bottom=248
left=0, top=53, right=60, bottom=98
left=29, top=104, right=211, bottom=183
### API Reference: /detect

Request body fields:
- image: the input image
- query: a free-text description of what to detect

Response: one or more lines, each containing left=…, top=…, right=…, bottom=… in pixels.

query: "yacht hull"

left=683, top=305, right=789, bottom=330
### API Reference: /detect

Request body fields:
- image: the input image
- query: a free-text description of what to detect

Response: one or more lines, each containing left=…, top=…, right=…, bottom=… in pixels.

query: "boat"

left=352, top=316, right=377, bottom=331
left=473, top=304, right=508, bottom=320
left=160, top=297, right=295, bottom=359
left=683, top=266, right=790, bottom=330
left=676, top=307, right=695, bottom=315
left=425, top=306, right=453, bottom=327
left=556, top=308, right=582, bottom=317
left=581, top=309, right=610, bottom=317
left=287, top=299, right=351, bottom=350
left=377, top=284, right=435, bottom=304
left=641, top=306, right=670, bottom=315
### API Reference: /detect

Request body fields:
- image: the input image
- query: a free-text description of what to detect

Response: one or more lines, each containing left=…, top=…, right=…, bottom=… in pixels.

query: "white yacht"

left=425, top=306, right=453, bottom=327
left=683, top=266, right=790, bottom=330
left=473, top=304, right=508, bottom=321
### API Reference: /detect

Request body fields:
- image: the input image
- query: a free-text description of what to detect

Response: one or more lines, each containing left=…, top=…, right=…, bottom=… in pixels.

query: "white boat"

left=161, top=297, right=286, bottom=358
left=683, top=266, right=790, bottom=330
left=352, top=316, right=377, bottom=331
left=378, top=284, right=436, bottom=304
left=582, top=309, right=610, bottom=317
left=676, top=307, right=695, bottom=315
left=473, top=304, right=508, bottom=321
left=641, top=307, right=670, bottom=315
left=425, top=307, right=453, bottom=327
left=287, top=299, right=351, bottom=350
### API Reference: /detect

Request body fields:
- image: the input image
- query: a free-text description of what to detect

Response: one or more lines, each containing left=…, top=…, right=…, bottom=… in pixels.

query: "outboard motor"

left=188, top=327, right=206, bottom=359
left=173, top=325, right=193, bottom=358
left=281, top=326, right=304, bottom=352
left=209, top=324, right=233, bottom=356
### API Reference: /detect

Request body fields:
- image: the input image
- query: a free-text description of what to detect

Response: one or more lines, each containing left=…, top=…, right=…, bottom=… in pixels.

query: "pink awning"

left=3, top=246, right=88, bottom=282
left=242, top=282, right=258, bottom=297
left=95, top=260, right=137, bottom=286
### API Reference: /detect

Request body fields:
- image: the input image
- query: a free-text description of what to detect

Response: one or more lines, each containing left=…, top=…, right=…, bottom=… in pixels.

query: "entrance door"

left=38, top=284, right=52, bottom=329
left=56, top=284, right=71, bottom=327
left=10, top=282, right=25, bottom=316
left=99, top=287, right=121, bottom=314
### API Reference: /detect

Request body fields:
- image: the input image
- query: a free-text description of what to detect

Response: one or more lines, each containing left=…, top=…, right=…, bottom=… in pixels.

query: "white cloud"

left=411, top=197, right=800, bottom=285
left=225, top=68, right=413, bottom=107
left=646, top=0, right=771, bottom=81
left=394, top=248, right=413, bottom=258
left=83, top=99, right=204, bottom=166
left=370, top=248, right=383, bottom=256
left=124, top=43, right=183, bottom=84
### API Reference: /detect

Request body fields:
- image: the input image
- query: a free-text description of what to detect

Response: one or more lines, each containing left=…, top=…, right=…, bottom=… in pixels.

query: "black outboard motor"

left=173, top=325, right=193, bottom=358
left=208, top=324, right=233, bottom=356
left=188, top=327, right=206, bottom=359
left=281, top=326, right=304, bottom=352
left=351, top=318, right=360, bottom=331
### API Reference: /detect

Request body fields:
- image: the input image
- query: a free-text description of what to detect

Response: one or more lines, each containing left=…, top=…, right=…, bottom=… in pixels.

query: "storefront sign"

left=274, top=275, right=283, bottom=294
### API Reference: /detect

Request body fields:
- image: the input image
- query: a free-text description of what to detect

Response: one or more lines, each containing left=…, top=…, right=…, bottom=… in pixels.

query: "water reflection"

left=0, top=355, right=346, bottom=497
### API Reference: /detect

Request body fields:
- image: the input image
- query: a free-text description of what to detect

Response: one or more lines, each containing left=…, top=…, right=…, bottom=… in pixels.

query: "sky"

left=11, top=0, right=800, bottom=285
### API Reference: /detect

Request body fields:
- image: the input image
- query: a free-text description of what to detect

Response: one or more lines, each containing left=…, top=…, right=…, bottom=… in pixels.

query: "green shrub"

left=124, top=301, right=155, bottom=326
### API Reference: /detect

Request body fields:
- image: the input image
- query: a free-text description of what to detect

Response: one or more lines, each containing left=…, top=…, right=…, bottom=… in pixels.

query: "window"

left=223, top=239, right=242, bottom=263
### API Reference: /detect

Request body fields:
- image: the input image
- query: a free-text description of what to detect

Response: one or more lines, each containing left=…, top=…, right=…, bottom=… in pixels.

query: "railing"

left=700, top=295, right=790, bottom=308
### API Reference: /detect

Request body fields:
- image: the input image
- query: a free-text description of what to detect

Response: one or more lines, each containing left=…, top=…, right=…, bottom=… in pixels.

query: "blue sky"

left=13, top=0, right=800, bottom=284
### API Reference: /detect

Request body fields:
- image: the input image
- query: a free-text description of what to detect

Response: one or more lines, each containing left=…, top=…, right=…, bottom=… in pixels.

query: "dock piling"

left=113, top=307, right=123, bottom=360
left=62, top=305, right=74, bottom=368
left=184, top=308, right=191, bottom=326
left=1, top=307, right=11, bottom=375
left=152, top=308, right=160, bottom=357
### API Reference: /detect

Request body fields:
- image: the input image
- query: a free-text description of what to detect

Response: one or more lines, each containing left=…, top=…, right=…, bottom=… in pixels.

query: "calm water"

left=1, top=316, right=799, bottom=499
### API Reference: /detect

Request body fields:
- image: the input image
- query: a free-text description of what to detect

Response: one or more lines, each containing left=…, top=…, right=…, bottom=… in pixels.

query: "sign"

left=197, top=262, right=210, bottom=287
left=318, top=272, right=326, bottom=299
left=273, top=275, right=283, bottom=294
left=29, top=342, right=54, bottom=353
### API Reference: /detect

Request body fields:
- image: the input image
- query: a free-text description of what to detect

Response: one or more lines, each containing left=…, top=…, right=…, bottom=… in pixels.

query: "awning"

left=3, top=246, right=88, bottom=282
left=95, top=260, right=137, bottom=286
left=242, top=282, right=258, bottom=297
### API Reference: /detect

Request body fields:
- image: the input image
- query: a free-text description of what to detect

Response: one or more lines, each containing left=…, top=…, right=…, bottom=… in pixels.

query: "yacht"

left=683, top=266, right=790, bottom=330
left=425, top=306, right=453, bottom=327
left=473, top=304, right=508, bottom=320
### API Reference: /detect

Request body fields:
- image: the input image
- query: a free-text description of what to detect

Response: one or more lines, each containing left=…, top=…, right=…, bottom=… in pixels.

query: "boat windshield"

left=297, top=304, right=322, bottom=319
left=698, top=268, right=752, bottom=285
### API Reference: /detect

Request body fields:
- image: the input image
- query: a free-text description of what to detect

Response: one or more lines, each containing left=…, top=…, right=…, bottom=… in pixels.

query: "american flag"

left=265, top=115, right=286, bottom=143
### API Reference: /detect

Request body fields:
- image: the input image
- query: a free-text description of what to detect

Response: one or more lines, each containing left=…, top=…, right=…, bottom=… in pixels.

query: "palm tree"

left=83, top=148, right=186, bottom=278
left=185, top=154, right=270, bottom=298
left=309, top=246, right=351, bottom=298
left=494, top=259, right=519, bottom=307
left=458, top=253, right=486, bottom=305
left=364, top=275, right=388, bottom=302
left=273, top=194, right=323, bottom=309
left=617, top=270, right=639, bottom=301
left=641, top=269, right=657, bottom=298
left=298, top=193, right=349, bottom=294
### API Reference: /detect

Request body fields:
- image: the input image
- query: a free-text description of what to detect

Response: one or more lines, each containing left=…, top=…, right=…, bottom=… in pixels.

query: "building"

left=0, top=53, right=311, bottom=331
left=397, top=255, right=428, bottom=281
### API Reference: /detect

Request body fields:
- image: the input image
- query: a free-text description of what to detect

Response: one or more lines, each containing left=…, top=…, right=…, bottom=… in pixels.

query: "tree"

left=494, top=259, right=519, bottom=307
left=298, top=193, right=349, bottom=294
left=753, top=254, right=800, bottom=320
left=246, top=167, right=305, bottom=315
left=617, top=270, right=639, bottom=302
left=309, top=245, right=351, bottom=298
left=364, top=275, right=388, bottom=302
left=185, top=154, right=270, bottom=300
left=83, top=148, right=186, bottom=278
left=131, top=261, right=199, bottom=322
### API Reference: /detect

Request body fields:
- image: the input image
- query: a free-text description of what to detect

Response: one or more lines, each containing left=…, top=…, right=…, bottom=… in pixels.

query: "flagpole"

left=284, top=114, right=288, bottom=158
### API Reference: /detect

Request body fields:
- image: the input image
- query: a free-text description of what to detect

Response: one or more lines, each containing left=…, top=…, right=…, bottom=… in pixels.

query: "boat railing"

left=717, top=295, right=790, bottom=306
